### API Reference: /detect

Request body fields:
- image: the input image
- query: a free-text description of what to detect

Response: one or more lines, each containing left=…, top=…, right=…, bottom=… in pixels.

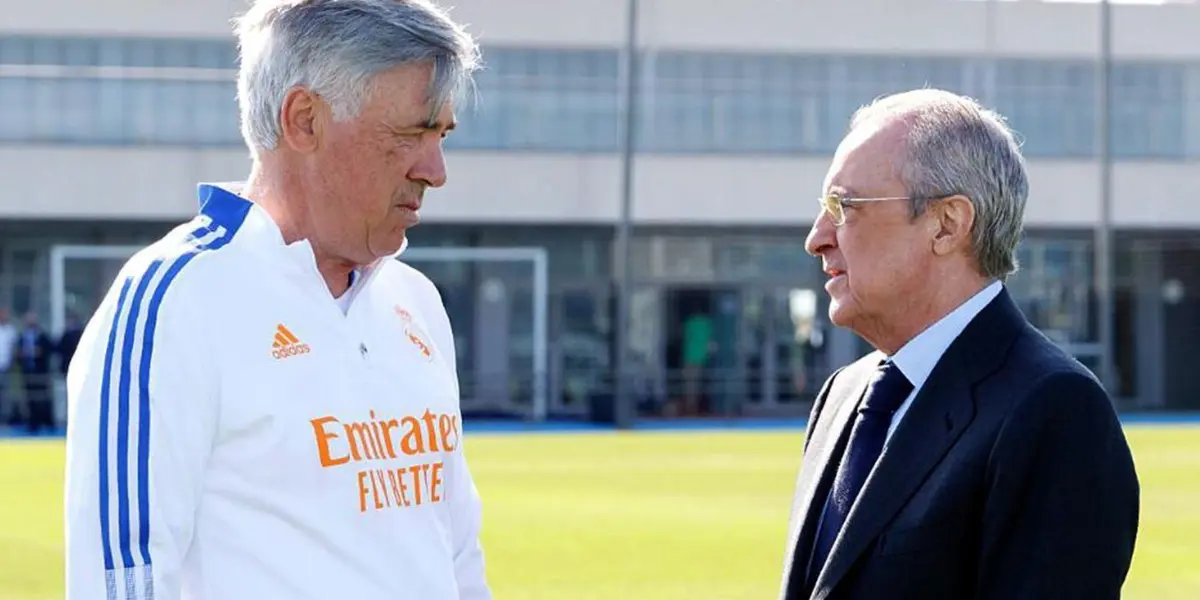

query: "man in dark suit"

left=779, top=89, right=1140, bottom=600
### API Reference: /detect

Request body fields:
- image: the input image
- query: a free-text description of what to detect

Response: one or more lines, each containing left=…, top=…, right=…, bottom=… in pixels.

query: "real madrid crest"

left=394, top=306, right=434, bottom=362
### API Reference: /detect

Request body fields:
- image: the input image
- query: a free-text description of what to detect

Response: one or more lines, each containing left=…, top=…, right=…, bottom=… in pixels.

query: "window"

left=827, top=56, right=970, bottom=153
left=449, top=47, right=620, bottom=152
left=993, top=59, right=1095, bottom=157
left=0, top=34, right=1195, bottom=157
left=1111, top=63, right=1185, bottom=159
left=1008, top=238, right=1095, bottom=345
left=646, top=52, right=831, bottom=153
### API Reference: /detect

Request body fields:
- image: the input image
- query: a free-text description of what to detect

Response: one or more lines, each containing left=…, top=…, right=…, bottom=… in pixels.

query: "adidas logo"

left=271, top=324, right=311, bottom=360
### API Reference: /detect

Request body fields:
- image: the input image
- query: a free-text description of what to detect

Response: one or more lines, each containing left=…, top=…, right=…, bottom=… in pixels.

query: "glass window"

left=994, top=59, right=1095, bottom=157
left=0, top=38, right=1193, bottom=156
left=1008, top=238, right=1095, bottom=345
left=0, top=37, right=30, bottom=65
left=61, top=38, right=99, bottom=67
left=96, top=78, right=128, bottom=143
left=60, top=78, right=98, bottom=141
left=450, top=47, right=619, bottom=151
left=124, top=38, right=159, bottom=68
left=97, top=38, right=126, bottom=67
left=0, top=78, right=31, bottom=141
left=1111, top=63, right=1185, bottom=159
left=192, top=81, right=241, bottom=145
left=30, top=37, right=63, bottom=66
left=155, top=80, right=195, bottom=144
left=648, top=52, right=832, bottom=153
left=554, top=288, right=613, bottom=410
left=30, top=78, right=60, bottom=140
left=156, top=39, right=193, bottom=69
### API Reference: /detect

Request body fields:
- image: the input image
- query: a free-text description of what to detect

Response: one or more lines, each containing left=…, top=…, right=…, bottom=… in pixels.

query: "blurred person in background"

left=17, top=310, right=55, bottom=433
left=779, top=89, right=1139, bottom=600
left=63, top=1, right=490, bottom=599
left=57, top=312, right=85, bottom=371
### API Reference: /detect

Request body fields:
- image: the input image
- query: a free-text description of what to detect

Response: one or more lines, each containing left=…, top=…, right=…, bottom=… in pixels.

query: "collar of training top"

left=194, top=183, right=408, bottom=294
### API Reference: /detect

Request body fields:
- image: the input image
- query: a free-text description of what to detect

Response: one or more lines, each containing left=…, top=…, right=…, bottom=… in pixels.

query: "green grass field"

left=2, top=425, right=1197, bottom=599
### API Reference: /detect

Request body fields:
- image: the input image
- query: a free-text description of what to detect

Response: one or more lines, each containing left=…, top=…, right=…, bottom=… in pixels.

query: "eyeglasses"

left=817, top=194, right=912, bottom=226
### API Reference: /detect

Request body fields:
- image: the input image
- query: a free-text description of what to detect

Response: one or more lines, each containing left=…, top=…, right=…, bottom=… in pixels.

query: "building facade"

left=1, top=0, right=1199, bottom=420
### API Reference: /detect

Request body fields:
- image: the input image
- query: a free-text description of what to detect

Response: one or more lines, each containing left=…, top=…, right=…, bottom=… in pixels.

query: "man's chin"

left=827, top=299, right=855, bottom=328
left=367, top=231, right=407, bottom=261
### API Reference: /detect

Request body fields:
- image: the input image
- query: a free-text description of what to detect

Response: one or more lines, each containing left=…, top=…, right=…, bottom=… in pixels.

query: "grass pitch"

left=1, top=426, right=1197, bottom=599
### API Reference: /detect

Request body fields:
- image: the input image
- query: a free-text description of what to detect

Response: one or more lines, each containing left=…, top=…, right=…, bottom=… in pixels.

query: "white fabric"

left=64, top=184, right=489, bottom=600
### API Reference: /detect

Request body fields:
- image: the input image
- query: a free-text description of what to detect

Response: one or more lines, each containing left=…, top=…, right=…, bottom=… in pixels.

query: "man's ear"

left=931, top=194, right=976, bottom=256
left=278, top=86, right=322, bottom=153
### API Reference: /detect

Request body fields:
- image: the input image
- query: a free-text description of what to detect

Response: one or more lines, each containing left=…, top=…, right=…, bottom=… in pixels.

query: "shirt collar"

left=196, top=182, right=408, bottom=293
left=889, top=280, right=1003, bottom=391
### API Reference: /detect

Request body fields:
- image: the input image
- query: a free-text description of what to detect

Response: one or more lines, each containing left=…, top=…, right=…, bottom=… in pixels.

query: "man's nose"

left=409, top=139, right=448, bottom=188
left=805, top=211, right=836, bottom=257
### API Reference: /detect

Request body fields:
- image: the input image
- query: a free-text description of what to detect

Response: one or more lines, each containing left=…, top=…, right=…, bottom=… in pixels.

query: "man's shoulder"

left=377, top=258, right=444, bottom=307
left=977, top=325, right=1114, bottom=431
left=96, top=218, right=252, bottom=323
left=1001, top=327, right=1103, bottom=393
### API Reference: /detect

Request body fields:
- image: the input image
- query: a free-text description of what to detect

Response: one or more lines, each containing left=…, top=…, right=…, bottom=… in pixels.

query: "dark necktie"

left=807, top=360, right=914, bottom=588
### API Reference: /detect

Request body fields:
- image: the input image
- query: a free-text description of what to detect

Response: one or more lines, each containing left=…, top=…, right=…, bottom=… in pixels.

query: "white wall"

left=4, top=147, right=1199, bottom=227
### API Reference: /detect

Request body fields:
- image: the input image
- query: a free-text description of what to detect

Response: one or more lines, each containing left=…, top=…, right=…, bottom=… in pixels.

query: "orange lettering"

left=311, top=416, right=350, bottom=467
left=368, top=411, right=390, bottom=459
left=344, top=422, right=377, bottom=461
left=375, top=469, right=392, bottom=508
left=396, top=467, right=412, bottom=506
left=439, top=414, right=456, bottom=451
left=430, top=461, right=444, bottom=502
left=408, top=464, right=424, bottom=505
left=381, top=418, right=400, bottom=458
left=400, top=416, right=425, bottom=455
left=386, top=469, right=404, bottom=506
left=369, top=469, right=383, bottom=510
left=357, top=471, right=370, bottom=512
left=421, top=409, right=440, bottom=452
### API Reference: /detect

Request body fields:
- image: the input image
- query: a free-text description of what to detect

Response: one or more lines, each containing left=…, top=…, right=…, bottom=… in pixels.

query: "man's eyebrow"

left=387, top=118, right=457, bottom=133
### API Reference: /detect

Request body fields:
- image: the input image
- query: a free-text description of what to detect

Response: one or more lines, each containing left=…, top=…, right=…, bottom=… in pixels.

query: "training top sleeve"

left=413, top=273, right=492, bottom=600
left=64, top=260, right=220, bottom=600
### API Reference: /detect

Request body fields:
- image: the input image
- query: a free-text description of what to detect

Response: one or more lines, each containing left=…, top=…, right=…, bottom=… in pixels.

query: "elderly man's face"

left=805, top=120, right=938, bottom=334
left=307, top=62, right=454, bottom=265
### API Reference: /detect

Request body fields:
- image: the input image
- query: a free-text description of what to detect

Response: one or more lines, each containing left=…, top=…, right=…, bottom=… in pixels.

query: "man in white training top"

left=63, top=1, right=490, bottom=598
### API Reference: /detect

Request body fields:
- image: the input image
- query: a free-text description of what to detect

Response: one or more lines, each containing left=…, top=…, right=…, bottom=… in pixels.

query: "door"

left=1161, top=245, right=1200, bottom=410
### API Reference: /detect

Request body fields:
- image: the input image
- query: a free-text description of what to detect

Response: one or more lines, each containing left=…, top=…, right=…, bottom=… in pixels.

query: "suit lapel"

left=811, top=289, right=1026, bottom=599
left=781, top=356, right=878, bottom=598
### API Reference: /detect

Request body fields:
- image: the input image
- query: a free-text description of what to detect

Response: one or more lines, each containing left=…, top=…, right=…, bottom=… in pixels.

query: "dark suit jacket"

left=779, top=288, right=1140, bottom=600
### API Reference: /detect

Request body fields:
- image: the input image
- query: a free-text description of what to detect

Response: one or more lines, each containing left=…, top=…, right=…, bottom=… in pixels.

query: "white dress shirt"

left=884, top=280, right=1002, bottom=443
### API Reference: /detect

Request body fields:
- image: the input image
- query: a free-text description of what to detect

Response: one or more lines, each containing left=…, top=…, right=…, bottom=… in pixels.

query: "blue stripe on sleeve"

left=116, top=260, right=163, bottom=569
left=99, top=276, right=133, bottom=573
left=98, top=187, right=251, bottom=595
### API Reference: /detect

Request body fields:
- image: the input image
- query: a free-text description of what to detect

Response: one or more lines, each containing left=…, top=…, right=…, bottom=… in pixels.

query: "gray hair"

left=234, top=0, right=481, bottom=152
left=849, top=89, right=1029, bottom=280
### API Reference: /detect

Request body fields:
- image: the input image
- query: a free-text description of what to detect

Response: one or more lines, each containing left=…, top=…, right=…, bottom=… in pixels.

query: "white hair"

left=233, top=0, right=481, bottom=153
left=850, top=89, right=1029, bottom=280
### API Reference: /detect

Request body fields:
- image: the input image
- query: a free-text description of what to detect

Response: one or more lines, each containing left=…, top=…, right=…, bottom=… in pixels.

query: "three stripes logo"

left=271, top=324, right=311, bottom=360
